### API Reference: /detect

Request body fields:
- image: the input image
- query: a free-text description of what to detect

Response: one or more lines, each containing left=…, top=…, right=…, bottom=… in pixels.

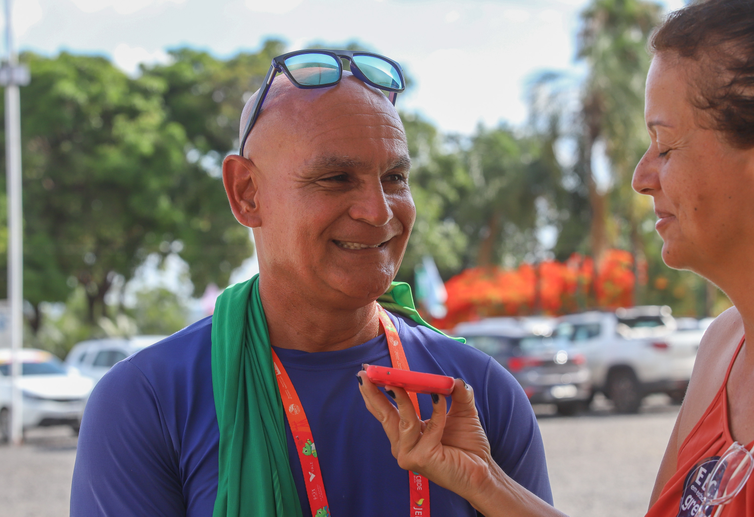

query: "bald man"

left=71, top=52, right=552, bottom=517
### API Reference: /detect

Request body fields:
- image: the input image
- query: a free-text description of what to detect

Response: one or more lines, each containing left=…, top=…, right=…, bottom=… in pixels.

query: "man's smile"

left=333, top=239, right=389, bottom=250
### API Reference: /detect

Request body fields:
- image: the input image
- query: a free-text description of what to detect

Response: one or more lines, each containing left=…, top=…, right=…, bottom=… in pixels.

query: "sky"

left=10, top=0, right=684, bottom=136
left=11, top=0, right=685, bottom=308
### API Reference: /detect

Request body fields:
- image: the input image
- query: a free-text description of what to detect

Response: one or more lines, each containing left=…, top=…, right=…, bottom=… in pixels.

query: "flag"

left=414, top=256, right=447, bottom=319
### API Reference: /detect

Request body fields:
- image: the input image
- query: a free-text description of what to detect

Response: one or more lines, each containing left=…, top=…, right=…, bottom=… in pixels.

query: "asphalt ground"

left=0, top=394, right=678, bottom=517
left=0, top=426, right=79, bottom=517
left=537, top=394, right=678, bottom=517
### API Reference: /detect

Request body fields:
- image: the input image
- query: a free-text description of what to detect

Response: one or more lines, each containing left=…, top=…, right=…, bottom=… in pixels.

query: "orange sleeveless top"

left=646, top=336, right=751, bottom=517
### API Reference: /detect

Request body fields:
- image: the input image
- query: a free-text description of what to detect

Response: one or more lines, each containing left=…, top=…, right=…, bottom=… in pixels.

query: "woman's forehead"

left=645, top=55, right=695, bottom=125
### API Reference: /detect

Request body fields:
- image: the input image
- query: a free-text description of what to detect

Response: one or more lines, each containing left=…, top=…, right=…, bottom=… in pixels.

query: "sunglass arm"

left=239, top=63, right=278, bottom=155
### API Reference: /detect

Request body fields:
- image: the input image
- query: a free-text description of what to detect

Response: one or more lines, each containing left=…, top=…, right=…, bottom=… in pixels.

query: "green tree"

left=524, top=0, right=662, bottom=306
left=141, top=43, right=284, bottom=293
left=454, top=124, right=563, bottom=269
left=16, top=51, right=191, bottom=327
left=127, top=287, right=188, bottom=336
left=526, top=71, right=594, bottom=262
left=0, top=49, right=260, bottom=332
left=396, top=112, right=469, bottom=282
left=397, top=115, right=565, bottom=284
left=142, top=40, right=284, bottom=157
left=575, top=0, right=662, bottom=295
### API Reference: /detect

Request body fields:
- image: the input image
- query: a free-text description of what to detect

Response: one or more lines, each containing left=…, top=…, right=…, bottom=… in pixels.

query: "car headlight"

left=22, top=391, right=86, bottom=403
left=22, top=390, right=46, bottom=400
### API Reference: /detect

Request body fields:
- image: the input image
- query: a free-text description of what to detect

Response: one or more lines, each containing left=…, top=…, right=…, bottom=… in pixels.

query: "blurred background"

left=0, top=0, right=720, bottom=355
left=0, top=0, right=721, bottom=357
left=0, top=0, right=724, bottom=515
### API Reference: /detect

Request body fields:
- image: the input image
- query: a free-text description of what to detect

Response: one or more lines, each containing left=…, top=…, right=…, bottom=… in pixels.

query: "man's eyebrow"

left=647, top=120, right=674, bottom=130
left=306, top=155, right=412, bottom=172
left=388, top=155, right=412, bottom=171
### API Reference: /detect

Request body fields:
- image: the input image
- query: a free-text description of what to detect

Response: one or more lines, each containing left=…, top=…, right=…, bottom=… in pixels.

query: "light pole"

left=1, top=0, right=29, bottom=446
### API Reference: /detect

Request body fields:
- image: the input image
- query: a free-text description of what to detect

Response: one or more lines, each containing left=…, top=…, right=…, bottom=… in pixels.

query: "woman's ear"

left=222, top=155, right=262, bottom=228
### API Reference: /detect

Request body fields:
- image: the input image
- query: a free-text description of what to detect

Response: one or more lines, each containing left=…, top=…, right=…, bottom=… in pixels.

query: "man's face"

left=250, top=76, right=415, bottom=308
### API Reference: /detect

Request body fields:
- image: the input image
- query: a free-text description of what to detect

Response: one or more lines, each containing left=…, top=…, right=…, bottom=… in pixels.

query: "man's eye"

left=658, top=149, right=670, bottom=158
left=384, top=173, right=407, bottom=183
left=321, top=174, right=349, bottom=182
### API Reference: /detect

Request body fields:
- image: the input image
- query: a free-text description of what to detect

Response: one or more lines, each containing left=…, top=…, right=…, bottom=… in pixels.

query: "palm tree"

left=524, top=0, right=662, bottom=306
left=457, top=124, right=563, bottom=269
left=576, top=0, right=662, bottom=267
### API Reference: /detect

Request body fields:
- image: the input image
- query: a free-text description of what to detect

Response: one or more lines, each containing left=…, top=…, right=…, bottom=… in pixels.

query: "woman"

left=358, top=1, right=754, bottom=515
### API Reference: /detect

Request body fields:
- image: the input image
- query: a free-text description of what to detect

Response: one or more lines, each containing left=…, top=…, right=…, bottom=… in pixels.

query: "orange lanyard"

left=375, top=306, right=431, bottom=516
left=270, top=305, right=430, bottom=517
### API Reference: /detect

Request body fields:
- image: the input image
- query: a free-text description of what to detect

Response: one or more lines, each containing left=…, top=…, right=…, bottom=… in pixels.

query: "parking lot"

left=538, top=395, right=677, bottom=516
left=0, top=395, right=677, bottom=517
left=0, top=426, right=79, bottom=517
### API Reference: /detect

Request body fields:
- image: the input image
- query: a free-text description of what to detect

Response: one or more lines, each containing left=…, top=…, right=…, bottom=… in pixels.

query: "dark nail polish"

left=386, top=390, right=396, bottom=399
left=356, top=374, right=363, bottom=385
left=431, top=393, right=440, bottom=404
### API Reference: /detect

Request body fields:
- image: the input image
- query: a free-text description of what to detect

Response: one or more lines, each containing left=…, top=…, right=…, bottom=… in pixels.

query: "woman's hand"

left=356, top=371, right=568, bottom=517
left=357, top=373, right=495, bottom=503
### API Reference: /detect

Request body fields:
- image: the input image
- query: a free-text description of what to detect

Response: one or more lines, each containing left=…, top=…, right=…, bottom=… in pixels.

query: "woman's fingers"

left=388, top=385, right=449, bottom=470
left=357, top=370, right=454, bottom=470
left=388, top=385, right=422, bottom=428
left=357, top=371, right=403, bottom=446
left=448, top=378, right=475, bottom=416
left=415, top=390, right=448, bottom=448
left=357, top=371, right=432, bottom=452
left=359, top=374, right=532, bottom=515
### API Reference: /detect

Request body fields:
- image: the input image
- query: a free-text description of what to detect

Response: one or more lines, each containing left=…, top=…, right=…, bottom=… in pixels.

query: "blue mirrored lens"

left=284, top=53, right=340, bottom=86
left=352, top=55, right=403, bottom=89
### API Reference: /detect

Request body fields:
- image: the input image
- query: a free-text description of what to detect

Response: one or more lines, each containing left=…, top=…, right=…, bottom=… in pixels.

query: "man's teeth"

left=335, top=241, right=382, bottom=250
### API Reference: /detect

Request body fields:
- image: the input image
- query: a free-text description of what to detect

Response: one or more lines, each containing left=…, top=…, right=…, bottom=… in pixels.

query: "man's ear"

left=222, top=155, right=262, bottom=228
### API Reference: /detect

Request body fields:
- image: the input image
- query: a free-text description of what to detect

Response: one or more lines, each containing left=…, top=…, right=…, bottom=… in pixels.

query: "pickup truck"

left=552, top=306, right=703, bottom=413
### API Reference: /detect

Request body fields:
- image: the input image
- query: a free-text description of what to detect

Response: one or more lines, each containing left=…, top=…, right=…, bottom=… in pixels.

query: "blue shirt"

left=71, top=312, right=552, bottom=516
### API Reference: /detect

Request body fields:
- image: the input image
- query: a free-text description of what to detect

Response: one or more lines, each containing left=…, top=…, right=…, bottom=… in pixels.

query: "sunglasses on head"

left=238, top=49, right=406, bottom=156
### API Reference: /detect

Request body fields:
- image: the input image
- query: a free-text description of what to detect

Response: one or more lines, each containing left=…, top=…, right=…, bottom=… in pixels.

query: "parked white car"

left=453, top=317, right=592, bottom=416
left=0, top=348, right=94, bottom=441
left=553, top=306, right=702, bottom=413
left=65, top=335, right=167, bottom=382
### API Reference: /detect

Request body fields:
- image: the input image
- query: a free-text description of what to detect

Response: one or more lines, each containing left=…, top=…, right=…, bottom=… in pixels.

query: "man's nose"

left=348, top=180, right=393, bottom=227
left=632, top=149, right=659, bottom=195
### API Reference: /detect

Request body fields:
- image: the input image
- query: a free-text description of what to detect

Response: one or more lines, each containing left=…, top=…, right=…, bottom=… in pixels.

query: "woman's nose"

left=632, top=148, right=660, bottom=195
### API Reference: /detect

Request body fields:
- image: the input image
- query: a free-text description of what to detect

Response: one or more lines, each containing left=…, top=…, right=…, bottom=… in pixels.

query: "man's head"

left=236, top=49, right=405, bottom=157
left=223, top=70, right=415, bottom=309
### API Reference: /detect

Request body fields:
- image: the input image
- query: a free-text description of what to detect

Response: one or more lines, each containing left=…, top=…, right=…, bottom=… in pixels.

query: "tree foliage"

left=0, top=18, right=723, bottom=351
left=397, top=113, right=469, bottom=281
left=456, top=125, right=563, bottom=268
left=126, top=287, right=188, bottom=336
left=397, top=114, right=564, bottom=284
left=575, top=0, right=662, bottom=258
left=0, top=48, right=260, bottom=331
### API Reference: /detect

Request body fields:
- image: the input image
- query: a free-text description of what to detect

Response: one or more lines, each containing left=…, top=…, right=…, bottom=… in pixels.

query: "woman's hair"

left=650, top=0, right=754, bottom=149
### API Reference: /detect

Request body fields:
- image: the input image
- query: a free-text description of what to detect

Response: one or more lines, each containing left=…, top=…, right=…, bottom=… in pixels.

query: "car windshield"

left=465, top=334, right=554, bottom=356
left=617, top=315, right=666, bottom=329
left=518, top=336, right=555, bottom=353
left=0, top=358, right=68, bottom=376
left=465, top=336, right=515, bottom=356
left=553, top=322, right=600, bottom=342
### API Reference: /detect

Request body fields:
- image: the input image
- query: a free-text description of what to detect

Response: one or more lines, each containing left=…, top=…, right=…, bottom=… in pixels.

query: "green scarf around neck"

left=210, top=274, right=462, bottom=517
